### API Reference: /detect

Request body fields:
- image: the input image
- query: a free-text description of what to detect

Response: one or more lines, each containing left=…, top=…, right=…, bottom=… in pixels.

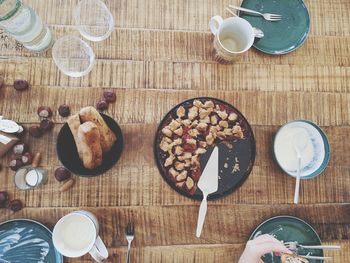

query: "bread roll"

left=281, top=254, right=309, bottom=263
left=67, top=114, right=83, bottom=160
left=77, top=122, right=103, bottom=169
left=79, top=106, right=117, bottom=152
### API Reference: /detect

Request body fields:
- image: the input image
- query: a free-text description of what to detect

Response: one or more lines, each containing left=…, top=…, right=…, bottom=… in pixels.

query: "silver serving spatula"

left=196, top=146, right=219, bottom=238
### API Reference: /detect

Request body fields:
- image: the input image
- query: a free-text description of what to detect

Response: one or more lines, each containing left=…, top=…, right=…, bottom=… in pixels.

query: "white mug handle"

left=209, top=15, right=223, bottom=35
left=89, top=236, right=109, bottom=263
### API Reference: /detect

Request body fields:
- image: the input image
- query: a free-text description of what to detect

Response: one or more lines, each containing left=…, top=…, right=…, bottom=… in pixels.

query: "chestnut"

left=0, top=191, right=9, bottom=208
left=96, top=100, right=108, bottom=111
left=40, top=119, right=54, bottom=131
left=21, top=152, right=33, bottom=165
left=54, top=167, right=71, bottom=182
left=103, top=90, right=116, bottom=103
left=8, top=199, right=23, bottom=212
left=37, top=106, right=53, bottom=118
left=13, top=79, right=29, bottom=91
left=13, top=142, right=28, bottom=155
left=9, top=159, right=23, bottom=171
left=58, top=104, right=70, bottom=117
left=29, top=125, right=43, bottom=138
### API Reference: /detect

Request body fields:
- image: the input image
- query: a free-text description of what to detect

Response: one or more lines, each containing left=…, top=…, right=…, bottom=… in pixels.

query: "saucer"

left=240, top=0, right=310, bottom=54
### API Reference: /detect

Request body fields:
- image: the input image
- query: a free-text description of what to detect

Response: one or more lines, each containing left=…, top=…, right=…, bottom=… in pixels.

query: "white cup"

left=209, top=15, right=255, bottom=63
left=53, top=210, right=108, bottom=262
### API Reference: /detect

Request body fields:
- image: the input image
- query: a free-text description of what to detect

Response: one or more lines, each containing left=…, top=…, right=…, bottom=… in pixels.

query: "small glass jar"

left=14, top=166, right=48, bottom=190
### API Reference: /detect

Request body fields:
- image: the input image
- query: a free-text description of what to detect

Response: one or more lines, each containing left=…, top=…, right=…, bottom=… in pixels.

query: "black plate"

left=57, top=113, right=123, bottom=177
left=154, top=97, right=256, bottom=200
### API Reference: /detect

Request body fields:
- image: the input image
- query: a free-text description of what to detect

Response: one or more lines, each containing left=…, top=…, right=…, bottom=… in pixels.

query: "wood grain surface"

left=0, top=0, right=349, bottom=262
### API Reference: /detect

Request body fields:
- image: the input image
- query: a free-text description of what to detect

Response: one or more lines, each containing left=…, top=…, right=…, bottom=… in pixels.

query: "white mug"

left=209, top=15, right=255, bottom=63
left=52, top=210, right=108, bottom=262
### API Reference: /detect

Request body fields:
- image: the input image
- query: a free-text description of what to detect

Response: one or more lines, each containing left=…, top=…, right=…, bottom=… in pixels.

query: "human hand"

left=238, top=234, right=292, bottom=263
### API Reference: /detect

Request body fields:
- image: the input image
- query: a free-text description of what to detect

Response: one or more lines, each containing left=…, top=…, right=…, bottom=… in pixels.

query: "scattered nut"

left=39, top=119, right=54, bottom=131
left=9, top=159, right=23, bottom=171
left=96, top=100, right=108, bottom=111
left=59, top=178, right=75, bottom=192
left=58, top=104, right=70, bottom=117
left=8, top=199, right=23, bottom=212
left=13, top=80, right=29, bottom=91
left=21, top=152, right=33, bottom=165
left=0, top=191, right=9, bottom=208
left=29, top=126, right=43, bottom=138
left=54, top=167, right=71, bottom=182
left=103, top=90, right=116, bottom=103
left=37, top=106, right=53, bottom=118
left=13, top=143, right=28, bottom=155
left=31, top=152, right=42, bottom=167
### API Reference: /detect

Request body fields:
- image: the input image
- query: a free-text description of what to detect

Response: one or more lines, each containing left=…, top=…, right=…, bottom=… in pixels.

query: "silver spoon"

left=292, top=130, right=309, bottom=204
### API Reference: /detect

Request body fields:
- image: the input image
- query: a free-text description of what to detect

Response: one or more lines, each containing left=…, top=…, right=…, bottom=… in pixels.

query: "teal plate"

left=0, top=219, right=63, bottom=263
left=240, top=0, right=310, bottom=54
left=250, top=216, right=324, bottom=263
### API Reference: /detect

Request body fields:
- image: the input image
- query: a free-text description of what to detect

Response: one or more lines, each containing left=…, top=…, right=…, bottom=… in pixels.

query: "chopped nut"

left=217, top=131, right=226, bottom=139
left=188, top=129, right=199, bottom=138
left=209, top=125, right=220, bottom=135
left=195, top=148, right=207, bottom=155
left=176, top=106, right=186, bottom=118
left=186, top=138, right=197, bottom=146
left=175, top=161, right=185, bottom=171
left=217, top=110, right=228, bottom=120
left=228, top=112, right=238, bottom=121
left=193, top=99, right=203, bottom=108
left=188, top=106, right=198, bottom=120
left=173, top=126, right=183, bottom=136
left=190, top=120, right=198, bottom=128
left=185, top=176, right=194, bottom=189
left=168, top=119, right=181, bottom=131
left=160, top=137, right=172, bottom=152
left=203, top=100, right=214, bottom=109
left=199, top=108, right=210, bottom=119
left=182, top=119, right=191, bottom=126
left=162, top=127, right=172, bottom=137
left=224, top=128, right=233, bottom=136
left=174, top=146, right=184, bottom=155
left=169, top=168, right=179, bottom=178
left=206, top=133, right=215, bottom=145
left=178, top=152, right=192, bottom=161
left=201, top=116, right=210, bottom=124
left=164, top=154, right=175, bottom=167
left=211, top=115, right=218, bottom=125
left=199, top=141, right=207, bottom=148
left=191, top=155, right=199, bottom=166
left=219, top=120, right=229, bottom=128
left=184, top=159, right=191, bottom=167
left=176, top=170, right=188, bottom=182
left=173, top=138, right=182, bottom=145
left=176, top=181, right=185, bottom=187
left=196, top=122, right=208, bottom=132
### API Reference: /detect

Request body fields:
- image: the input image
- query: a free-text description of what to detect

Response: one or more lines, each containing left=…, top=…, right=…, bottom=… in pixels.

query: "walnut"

left=201, top=116, right=210, bottom=124
left=160, top=137, right=172, bottom=152
left=185, top=177, right=194, bottom=189
left=162, top=127, right=172, bottom=137
left=195, top=148, right=207, bottom=155
left=193, top=99, right=203, bottom=108
left=188, top=129, right=199, bottom=138
left=196, top=122, right=208, bottom=132
left=174, top=126, right=183, bottom=136
left=217, top=110, right=228, bottom=120
left=176, top=106, right=186, bottom=118
left=176, top=170, right=188, bottom=182
left=173, top=138, right=182, bottom=145
left=175, top=161, right=185, bottom=171
left=184, top=159, right=191, bottom=167
left=219, top=120, right=229, bottom=128
left=165, top=154, right=175, bottom=167
left=206, top=133, right=215, bottom=145
left=190, top=120, right=198, bottom=128
left=188, top=106, right=198, bottom=120
left=174, top=146, right=184, bottom=155
left=211, top=115, right=218, bottom=125
left=228, top=112, right=238, bottom=121
left=182, top=119, right=192, bottom=126
left=224, top=128, right=233, bottom=136
left=203, top=100, right=214, bottom=109
left=199, top=108, right=210, bottom=119
left=178, top=152, right=192, bottom=161
left=186, top=138, right=197, bottom=146
left=169, top=119, right=181, bottom=131
left=169, top=167, right=179, bottom=178
left=191, top=155, right=199, bottom=166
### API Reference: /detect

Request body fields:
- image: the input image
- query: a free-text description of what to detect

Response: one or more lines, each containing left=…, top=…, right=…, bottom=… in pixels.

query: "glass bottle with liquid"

left=0, top=0, right=53, bottom=52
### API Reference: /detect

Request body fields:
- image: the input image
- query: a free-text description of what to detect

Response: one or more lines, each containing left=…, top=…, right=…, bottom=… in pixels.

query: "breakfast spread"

left=67, top=106, right=117, bottom=170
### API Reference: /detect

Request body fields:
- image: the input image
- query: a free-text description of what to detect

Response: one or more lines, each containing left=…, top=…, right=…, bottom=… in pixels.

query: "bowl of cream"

left=273, top=120, right=330, bottom=179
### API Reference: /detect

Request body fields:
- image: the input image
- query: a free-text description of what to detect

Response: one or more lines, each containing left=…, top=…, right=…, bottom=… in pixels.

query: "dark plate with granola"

left=154, top=97, right=256, bottom=200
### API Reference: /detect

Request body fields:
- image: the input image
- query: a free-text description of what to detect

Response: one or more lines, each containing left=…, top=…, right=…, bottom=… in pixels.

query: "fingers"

left=254, top=242, right=292, bottom=256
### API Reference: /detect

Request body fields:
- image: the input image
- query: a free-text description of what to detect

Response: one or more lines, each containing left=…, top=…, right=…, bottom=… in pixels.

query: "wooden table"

left=0, top=0, right=349, bottom=262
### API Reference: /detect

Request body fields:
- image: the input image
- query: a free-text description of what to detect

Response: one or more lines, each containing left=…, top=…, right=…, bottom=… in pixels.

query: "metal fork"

left=125, top=222, right=134, bottom=263
left=284, top=241, right=341, bottom=251
left=228, top=5, right=282, bottom=21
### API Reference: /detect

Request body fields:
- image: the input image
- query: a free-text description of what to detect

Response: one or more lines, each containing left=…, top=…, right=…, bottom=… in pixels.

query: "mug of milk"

left=53, top=210, right=108, bottom=262
left=209, top=16, right=256, bottom=64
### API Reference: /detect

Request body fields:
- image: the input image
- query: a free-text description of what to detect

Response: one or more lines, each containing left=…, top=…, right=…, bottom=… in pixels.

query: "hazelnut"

left=13, top=79, right=29, bottom=91
left=13, top=143, right=28, bottom=155
left=29, top=126, right=43, bottom=138
left=21, top=152, right=33, bottom=165
left=9, top=159, right=23, bottom=171
left=8, top=199, right=23, bottom=212
left=58, top=104, right=70, bottom=117
left=103, top=90, right=116, bottom=103
left=37, top=106, right=53, bottom=118
left=96, top=100, right=108, bottom=111
left=0, top=191, right=9, bottom=208
left=40, top=119, right=54, bottom=131
left=16, top=125, right=26, bottom=137
left=54, top=167, right=71, bottom=182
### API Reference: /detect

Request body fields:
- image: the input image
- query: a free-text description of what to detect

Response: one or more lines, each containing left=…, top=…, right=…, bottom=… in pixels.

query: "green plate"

left=240, top=0, right=310, bottom=54
left=249, top=216, right=324, bottom=263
